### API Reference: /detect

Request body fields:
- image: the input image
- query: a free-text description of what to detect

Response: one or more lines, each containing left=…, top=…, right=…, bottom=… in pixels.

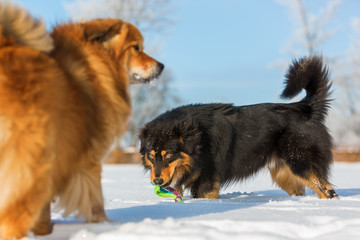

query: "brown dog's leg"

left=58, top=161, right=108, bottom=223
left=31, top=202, right=53, bottom=236
left=0, top=205, right=33, bottom=239
left=90, top=201, right=108, bottom=223
left=80, top=162, right=108, bottom=223
left=88, top=165, right=108, bottom=223
left=0, top=183, right=51, bottom=239
left=0, top=141, right=52, bottom=239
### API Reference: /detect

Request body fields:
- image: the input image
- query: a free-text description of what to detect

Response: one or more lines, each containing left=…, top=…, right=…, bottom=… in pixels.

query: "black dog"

left=139, top=56, right=337, bottom=199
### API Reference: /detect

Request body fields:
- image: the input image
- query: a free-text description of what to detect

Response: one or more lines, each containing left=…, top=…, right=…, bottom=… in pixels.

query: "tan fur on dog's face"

left=144, top=149, right=193, bottom=187
left=82, top=19, right=164, bottom=84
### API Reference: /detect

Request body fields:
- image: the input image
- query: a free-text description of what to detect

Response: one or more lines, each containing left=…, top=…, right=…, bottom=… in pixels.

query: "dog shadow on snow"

left=103, top=187, right=360, bottom=223
left=107, top=191, right=265, bottom=222
left=52, top=188, right=360, bottom=227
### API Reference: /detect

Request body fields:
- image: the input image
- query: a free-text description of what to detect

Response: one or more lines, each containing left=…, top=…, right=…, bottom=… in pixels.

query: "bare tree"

left=274, top=0, right=341, bottom=69
left=122, top=70, right=181, bottom=147
left=65, top=0, right=180, bottom=148
left=65, top=0, right=173, bottom=31
left=330, top=18, right=360, bottom=149
left=276, top=0, right=360, bottom=149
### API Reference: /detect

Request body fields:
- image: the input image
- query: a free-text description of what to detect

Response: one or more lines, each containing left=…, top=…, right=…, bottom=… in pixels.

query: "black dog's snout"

left=153, top=178, right=164, bottom=186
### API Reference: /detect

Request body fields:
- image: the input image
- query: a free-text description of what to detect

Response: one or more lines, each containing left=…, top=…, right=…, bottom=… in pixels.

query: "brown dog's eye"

left=133, top=45, right=140, bottom=52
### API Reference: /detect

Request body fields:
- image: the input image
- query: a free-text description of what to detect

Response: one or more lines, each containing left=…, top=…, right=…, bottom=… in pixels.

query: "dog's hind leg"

left=270, top=162, right=337, bottom=198
left=277, top=135, right=337, bottom=199
left=58, top=160, right=108, bottom=222
left=84, top=164, right=108, bottom=223
left=296, top=172, right=337, bottom=199
left=268, top=159, right=305, bottom=196
left=0, top=177, right=52, bottom=239
left=277, top=157, right=337, bottom=199
left=0, top=115, right=52, bottom=239
left=0, top=190, right=51, bottom=239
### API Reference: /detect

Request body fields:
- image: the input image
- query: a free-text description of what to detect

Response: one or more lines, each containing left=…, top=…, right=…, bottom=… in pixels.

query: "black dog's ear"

left=83, top=21, right=127, bottom=42
left=176, top=116, right=201, bottom=155
left=138, top=127, right=148, bottom=155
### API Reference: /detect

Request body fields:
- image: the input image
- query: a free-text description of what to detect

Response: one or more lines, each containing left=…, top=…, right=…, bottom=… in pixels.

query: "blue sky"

left=15, top=0, right=360, bottom=106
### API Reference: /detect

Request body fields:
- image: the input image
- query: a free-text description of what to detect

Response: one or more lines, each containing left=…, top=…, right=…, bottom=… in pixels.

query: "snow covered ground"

left=36, top=162, right=360, bottom=240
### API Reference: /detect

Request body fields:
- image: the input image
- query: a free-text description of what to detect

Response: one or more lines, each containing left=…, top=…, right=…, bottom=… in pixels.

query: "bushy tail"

left=281, top=55, right=332, bottom=122
left=0, top=1, right=53, bottom=52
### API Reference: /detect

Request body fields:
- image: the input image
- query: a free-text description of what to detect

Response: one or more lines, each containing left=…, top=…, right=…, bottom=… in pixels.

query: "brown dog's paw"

left=88, top=205, right=109, bottom=223
left=31, top=221, right=53, bottom=236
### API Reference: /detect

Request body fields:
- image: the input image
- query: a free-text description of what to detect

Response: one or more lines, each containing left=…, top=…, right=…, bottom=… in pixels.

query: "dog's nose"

left=157, top=62, right=164, bottom=72
left=153, top=178, right=164, bottom=186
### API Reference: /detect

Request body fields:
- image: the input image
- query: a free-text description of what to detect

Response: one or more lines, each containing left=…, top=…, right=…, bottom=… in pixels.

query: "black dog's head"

left=139, top=114, right=200, bottom=187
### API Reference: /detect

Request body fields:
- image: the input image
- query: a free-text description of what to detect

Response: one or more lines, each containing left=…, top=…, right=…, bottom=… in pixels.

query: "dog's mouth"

left=162, top=178, right=173, bottom=188
left=129, top=62, right=164, bottom=84
left=153, top=175, right=174, bottom=188
left=130, top=73, right=157, bottom=84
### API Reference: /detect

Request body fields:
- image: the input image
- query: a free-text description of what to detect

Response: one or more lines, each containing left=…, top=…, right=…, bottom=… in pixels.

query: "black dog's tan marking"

left=140, top=56, right=338, bottom=199
left=145, top=148, right=193, bottom=192
left=268, top=158, right=306, bottom=196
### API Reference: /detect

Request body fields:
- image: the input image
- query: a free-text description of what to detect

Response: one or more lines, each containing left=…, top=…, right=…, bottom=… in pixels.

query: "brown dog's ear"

left=83, top=21, right=127, bottom=42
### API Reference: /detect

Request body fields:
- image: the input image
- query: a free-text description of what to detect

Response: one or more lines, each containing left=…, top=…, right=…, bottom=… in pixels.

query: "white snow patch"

left=36, top=163, right=360, bottom=240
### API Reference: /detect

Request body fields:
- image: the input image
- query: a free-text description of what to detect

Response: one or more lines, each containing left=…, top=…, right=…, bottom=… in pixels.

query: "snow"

left=36, top=162, right=360, bottom=240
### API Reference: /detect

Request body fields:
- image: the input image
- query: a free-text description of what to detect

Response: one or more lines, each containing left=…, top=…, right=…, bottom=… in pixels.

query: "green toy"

left=153, top=184, right=183, bottom=203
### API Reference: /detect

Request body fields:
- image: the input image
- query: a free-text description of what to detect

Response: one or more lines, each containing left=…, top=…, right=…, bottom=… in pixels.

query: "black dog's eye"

left=148, top=153, right=155, bottom=161
left=164, top=153, right=173, bottom=160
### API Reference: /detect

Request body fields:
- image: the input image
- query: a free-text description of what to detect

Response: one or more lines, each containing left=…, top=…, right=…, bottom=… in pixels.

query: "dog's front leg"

left=31, top=202, right=53, bottom=235
left=191, top=177, right=220, bottom=199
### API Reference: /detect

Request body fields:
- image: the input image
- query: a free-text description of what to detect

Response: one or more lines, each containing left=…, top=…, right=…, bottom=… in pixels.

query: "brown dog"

left=0, top=2, right=163, bottom=239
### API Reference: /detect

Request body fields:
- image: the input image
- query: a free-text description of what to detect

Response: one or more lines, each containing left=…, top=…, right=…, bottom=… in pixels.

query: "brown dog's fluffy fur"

left=0, top=2, right=163, bottom=239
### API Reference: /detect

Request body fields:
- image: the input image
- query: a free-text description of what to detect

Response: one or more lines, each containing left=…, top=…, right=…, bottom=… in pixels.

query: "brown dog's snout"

left=129, top=59, right=165, bottom=84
